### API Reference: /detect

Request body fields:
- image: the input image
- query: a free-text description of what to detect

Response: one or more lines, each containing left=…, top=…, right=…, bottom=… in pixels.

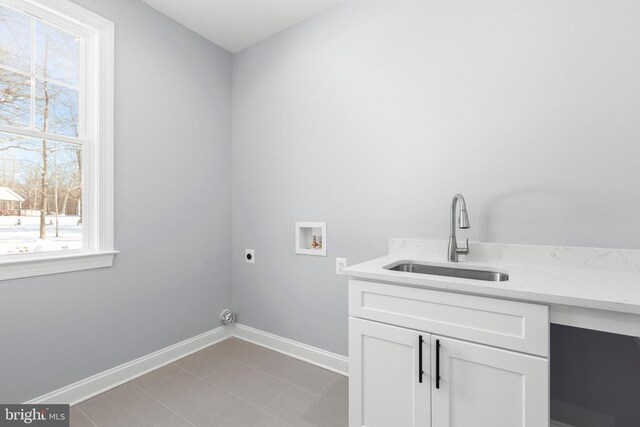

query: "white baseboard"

left=24, top=323, right=348, bottom=406
left=233, top=323, right=349, bottom=376
left=25, top=326, right=232, bottom=406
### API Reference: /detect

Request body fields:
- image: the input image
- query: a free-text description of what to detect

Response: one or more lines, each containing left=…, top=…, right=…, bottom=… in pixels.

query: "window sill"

left=0, top=251, right=118, bottom=281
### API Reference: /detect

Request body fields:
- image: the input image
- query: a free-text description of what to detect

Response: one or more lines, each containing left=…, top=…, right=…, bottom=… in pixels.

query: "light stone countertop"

left=341, top=239, right=640, bottom=315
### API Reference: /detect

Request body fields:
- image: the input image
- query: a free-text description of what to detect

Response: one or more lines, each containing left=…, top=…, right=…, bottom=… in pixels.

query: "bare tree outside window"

left=0, top=5, right=82, bottom=254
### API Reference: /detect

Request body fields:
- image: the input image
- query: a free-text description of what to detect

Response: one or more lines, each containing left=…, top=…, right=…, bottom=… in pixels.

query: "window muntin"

left=0, top=3, right=85, bottom=255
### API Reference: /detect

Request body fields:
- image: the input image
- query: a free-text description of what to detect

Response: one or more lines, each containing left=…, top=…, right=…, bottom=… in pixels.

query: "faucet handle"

left=456, top=238, right=469, bottom=255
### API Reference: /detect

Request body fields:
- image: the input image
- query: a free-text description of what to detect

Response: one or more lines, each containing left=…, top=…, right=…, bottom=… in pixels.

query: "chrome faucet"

left=447, top=193, right=470, bottom=262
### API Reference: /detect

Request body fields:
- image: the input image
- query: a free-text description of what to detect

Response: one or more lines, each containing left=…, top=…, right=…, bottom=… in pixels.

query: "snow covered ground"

left=0, top=215, right=82, bottom=254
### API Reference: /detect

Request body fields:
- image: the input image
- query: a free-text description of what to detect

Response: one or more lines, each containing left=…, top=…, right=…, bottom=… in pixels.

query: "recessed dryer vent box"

left=295, top=222, right=326, bottom=256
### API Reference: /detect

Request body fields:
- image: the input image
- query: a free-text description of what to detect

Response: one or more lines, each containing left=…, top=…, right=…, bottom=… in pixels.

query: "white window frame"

left=0, top=0, right=115, bottom=280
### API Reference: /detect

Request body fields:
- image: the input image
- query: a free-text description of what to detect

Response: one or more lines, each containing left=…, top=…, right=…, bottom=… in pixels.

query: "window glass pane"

left=35, top=20, right=79, bottom=87
left=0, top=68, right=31, bottom=128
left=0, top=6, right=31, bottom=73
left=0, top=132, right=82, bottom=254
left=35, top=79, right=79, bottom=137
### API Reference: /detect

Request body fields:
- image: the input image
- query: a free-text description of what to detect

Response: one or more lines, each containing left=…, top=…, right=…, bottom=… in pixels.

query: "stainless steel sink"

left=386, top=262, right=509, bottom=282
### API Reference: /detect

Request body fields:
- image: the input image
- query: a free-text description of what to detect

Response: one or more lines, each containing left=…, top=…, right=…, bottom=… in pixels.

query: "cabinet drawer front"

left=349, top=280, right=549, bottom=357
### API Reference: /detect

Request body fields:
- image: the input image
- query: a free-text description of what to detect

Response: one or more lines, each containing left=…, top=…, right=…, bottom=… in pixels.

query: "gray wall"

left=232, top=0, right=640, bottom=356
left=0, top=0, right=232, bottom=403
left=232, top=3, right=640, bottom=424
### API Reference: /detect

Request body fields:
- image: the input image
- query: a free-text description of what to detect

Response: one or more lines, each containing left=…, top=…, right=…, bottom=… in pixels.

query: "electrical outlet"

left=336, top=257, right=347, bottom=274
left=245, top=249, right=255, bottom=264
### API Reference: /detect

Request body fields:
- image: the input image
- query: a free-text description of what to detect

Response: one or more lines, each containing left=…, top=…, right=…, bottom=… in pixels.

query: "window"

left=0, top=0, right=114, bottom=280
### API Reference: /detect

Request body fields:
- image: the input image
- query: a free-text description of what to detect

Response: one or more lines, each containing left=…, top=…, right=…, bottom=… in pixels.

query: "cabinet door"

left=431, top=335, right=548, bottom=427
left=349, top=317, right=431, bottom=427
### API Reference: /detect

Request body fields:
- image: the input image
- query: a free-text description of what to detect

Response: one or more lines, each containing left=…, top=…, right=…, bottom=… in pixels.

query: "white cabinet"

left=349, top=317, right=431, bottom=427
left=431, top=335, right=549, bottom=427
left=349, top=280, right=549, bottom=357
left=349, top=280, right=549, bottom=427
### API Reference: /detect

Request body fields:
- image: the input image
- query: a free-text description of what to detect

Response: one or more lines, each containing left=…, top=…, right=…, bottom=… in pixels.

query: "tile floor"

left=70, top=338, right=348, bottom=427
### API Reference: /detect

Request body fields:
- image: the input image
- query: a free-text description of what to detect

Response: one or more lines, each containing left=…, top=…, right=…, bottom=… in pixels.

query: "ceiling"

left=141, top=0, right=346, bottom=53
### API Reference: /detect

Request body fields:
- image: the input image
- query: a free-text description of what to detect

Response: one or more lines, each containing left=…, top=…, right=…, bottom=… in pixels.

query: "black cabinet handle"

left=418, top=335, right=424, bottom=383
left=436, top=339, right=441, bottom=389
